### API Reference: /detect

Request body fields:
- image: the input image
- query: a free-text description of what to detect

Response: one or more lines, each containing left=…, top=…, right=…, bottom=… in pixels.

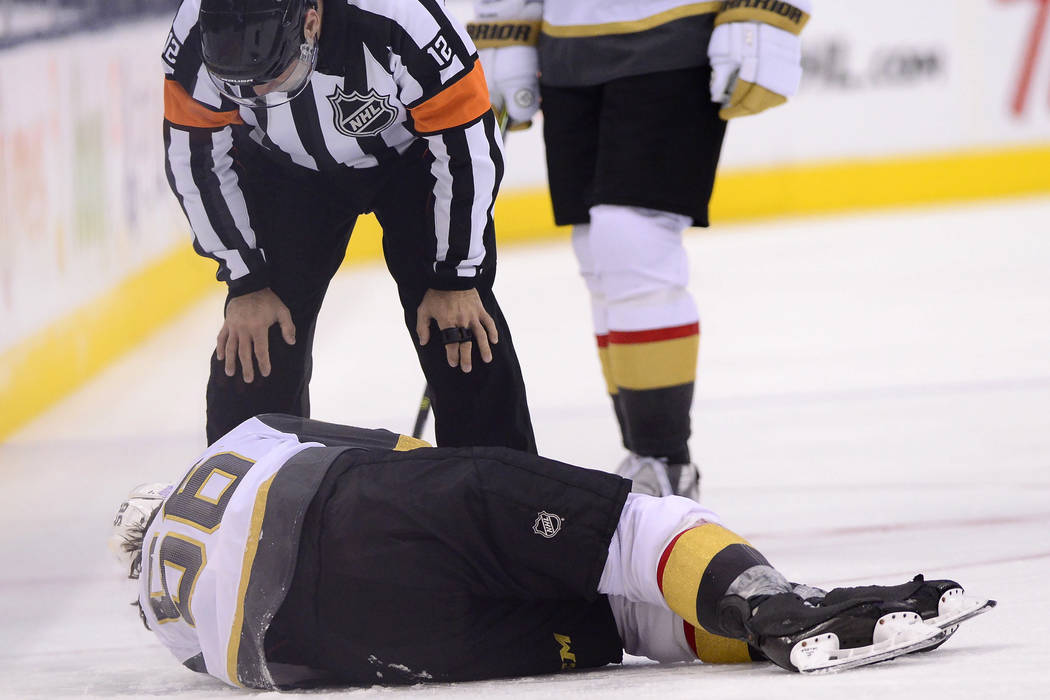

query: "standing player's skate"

left=802, top=575, right=996, bottom=650
left=616, top=453, right=700, bottom=500
left=717, top=592, right=944, bottom=673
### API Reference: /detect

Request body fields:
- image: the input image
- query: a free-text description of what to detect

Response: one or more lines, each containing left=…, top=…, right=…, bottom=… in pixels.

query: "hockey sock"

left=587, top=204, right=699, bottom=465
left=656, top=523, right=790, bottom=639
left=573, top=223, right=632, bottom=450
left=607, top=323, right=697, bottom=464
left=595, top=334, right=632, bottom=450
left=683, top=621, right=756, bottom=663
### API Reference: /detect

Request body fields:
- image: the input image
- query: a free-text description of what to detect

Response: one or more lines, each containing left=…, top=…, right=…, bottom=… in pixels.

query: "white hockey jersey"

left=137, top=414, right=427, bottom=689
left=537, top=0, right=811, bottom=87
left=537, top=0, right=717, bottom=86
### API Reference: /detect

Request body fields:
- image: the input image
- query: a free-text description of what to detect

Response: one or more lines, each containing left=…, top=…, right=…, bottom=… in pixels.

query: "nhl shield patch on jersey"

left=328, top=87, right=398, bottom=137
left=533, top=511, right=563, bottom=538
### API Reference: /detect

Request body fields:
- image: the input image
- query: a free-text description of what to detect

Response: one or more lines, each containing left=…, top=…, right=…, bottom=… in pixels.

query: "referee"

left=162, top=0, right=534, bottom=451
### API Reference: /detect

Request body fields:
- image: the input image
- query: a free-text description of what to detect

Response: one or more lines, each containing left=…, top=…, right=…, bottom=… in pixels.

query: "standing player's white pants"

left=573, top=204, right=698, bottom=334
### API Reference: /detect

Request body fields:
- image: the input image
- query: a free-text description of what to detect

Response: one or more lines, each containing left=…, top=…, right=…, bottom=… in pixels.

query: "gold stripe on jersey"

left=687, top=623, right=753, bottom=663
left=657, top=524, right=750, bottom=629
left=466, top=20, right=541, bottom=48
left=225, top=473, right=277, bottom=688
left=715, top=1, right=811, bottom=36
left=394, top=434, right=432, bottom=451
left=608, top=335, right=698, bottom=391
left=719, top=80, right=789, bottom=119
left=541, top=3, right=721, bottom=38
left=163, top=79, right=243, bottom=129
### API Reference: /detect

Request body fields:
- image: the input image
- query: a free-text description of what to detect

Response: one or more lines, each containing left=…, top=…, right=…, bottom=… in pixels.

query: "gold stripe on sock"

left=657, top=524, right=750, bottom=628
left=686, top=622, right=754, bottom=663
left=597, top=343, right=618, bottom=395
left=608, top=334, right=699, bottom=390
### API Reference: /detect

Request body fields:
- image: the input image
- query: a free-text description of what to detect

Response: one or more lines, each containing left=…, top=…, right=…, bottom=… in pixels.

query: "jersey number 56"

left=146, top=453, right=252, bottom=627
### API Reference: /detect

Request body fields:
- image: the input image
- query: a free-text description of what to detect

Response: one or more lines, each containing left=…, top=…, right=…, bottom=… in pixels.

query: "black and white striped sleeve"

left=161, top=0, right=267, bottom=297
left=423, top=111, right=504, bottom=289
left=362, top=0, right=501, bottom=290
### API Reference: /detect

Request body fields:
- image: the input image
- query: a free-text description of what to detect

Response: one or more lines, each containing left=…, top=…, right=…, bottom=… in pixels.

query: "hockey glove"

left=468, top=0, right=542, bottom=129
left=708, top=0, right=812, bottom=120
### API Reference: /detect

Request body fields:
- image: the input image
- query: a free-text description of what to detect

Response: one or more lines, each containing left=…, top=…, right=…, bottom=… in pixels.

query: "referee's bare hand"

left=416, top=288, right=498, bottom=373
left=216, top=287, right=296, bottom=383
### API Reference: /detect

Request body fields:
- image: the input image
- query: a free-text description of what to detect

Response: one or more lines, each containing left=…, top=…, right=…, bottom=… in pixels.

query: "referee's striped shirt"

left=162, top=0, right=503, bottom=295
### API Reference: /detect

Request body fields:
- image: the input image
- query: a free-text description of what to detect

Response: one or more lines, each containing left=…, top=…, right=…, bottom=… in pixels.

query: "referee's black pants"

left=267, top=445, right=632, bottom=685
left=205, top=139, right=536, bottom=453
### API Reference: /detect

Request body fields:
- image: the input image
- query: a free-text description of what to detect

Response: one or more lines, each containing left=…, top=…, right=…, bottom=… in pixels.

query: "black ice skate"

left=809, top=574, right=996, bottom=650
left=718, top=592, right=943, bottom=673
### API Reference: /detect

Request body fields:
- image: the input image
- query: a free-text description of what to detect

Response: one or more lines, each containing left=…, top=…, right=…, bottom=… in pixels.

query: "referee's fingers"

left=237, top=332, right=255, bottom=384
left=224, top=332, right=238, bottom=378
left=445, top=334, right=459, bottom=369
left=216, top=326, right=229, bottom=362
left=459, top=340, right=473, bottom=373
left=471, top=318, right=492, bottom=364
left=253, top=328, right=271, bottom=378
left=480, top=311, right=498, bottom=346
left=417, top=310, right=433, bottom=345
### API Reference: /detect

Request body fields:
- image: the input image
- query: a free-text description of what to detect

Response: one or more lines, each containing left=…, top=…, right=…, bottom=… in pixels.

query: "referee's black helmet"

left=199, top=0, right=318, bottom=106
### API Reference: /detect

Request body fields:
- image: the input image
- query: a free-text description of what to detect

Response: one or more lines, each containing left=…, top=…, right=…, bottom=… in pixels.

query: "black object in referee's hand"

left=439, top=327, right=473, bottom=345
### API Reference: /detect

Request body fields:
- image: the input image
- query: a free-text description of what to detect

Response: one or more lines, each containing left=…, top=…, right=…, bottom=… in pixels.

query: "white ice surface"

left=2, top=197, right=1049, bottom=698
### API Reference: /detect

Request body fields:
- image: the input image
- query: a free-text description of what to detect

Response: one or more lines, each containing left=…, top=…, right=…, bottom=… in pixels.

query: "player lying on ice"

left=109, top=414, right=994, bottom=689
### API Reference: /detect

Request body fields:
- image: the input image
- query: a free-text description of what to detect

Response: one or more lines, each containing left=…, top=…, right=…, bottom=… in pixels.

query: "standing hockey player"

left=469, top=0, right=813, bottom=496
left=110, top=413, right=993, bottom=689
left=163, top=0, right=535, bottom=450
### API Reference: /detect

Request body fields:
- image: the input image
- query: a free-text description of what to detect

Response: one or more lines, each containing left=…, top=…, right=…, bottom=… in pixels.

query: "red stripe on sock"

left=656, top=527, right=692, bottom=592
left=608, top=322, right=699, bottom=345
left=596, top=334, right=609, bottom=348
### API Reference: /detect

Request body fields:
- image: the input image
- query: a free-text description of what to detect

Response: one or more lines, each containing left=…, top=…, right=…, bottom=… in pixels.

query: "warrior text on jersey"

left=536, top=0, right=810, bottom=87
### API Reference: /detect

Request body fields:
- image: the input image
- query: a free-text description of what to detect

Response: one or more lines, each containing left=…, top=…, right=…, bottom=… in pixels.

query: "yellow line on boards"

left=2, top=143, right=1048, bottom=440
left=0, top=193, right=560, bottom=441
left=0, top=246, right=215, bottom=440
left=711, top=143, right=1050, bottom=222
left=345, top=192, right=560, bottom=253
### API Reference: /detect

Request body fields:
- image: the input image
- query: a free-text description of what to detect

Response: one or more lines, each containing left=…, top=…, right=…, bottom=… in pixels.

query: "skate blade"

left=928, top=588, right=996, bottom=633
left=792, top=611, right=942, bottom=674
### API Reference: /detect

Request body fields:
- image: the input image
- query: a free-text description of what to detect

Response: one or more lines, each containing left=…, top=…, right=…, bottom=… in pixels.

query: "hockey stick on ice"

left=412, top=107, right=511, bottom=439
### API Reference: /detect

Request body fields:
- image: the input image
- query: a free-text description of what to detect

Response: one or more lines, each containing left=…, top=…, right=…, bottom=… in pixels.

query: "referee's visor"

left=207, top=40, right=318, bottom=108
left=200, top=1, right=316, bottom=109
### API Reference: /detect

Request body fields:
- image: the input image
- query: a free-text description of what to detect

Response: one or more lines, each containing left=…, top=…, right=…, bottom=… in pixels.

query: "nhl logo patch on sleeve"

left=533, top=511, right=563, bottom=538
left=327, top=87, right=398, bottom=138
